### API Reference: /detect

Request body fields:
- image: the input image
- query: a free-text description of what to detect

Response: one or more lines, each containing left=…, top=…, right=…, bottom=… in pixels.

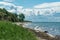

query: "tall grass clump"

left=0, top=21, right=37, bottom=40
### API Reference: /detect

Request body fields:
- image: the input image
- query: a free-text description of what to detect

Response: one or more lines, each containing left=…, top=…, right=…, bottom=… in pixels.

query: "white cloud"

left=34, top=2, right=60, bottom=8
left=0, top=2, right=16, bottom=7
left=33, top=8, right=54, bottom=16
left=33, top=2, right=60, bottom=16
left=17, top=6, right=23, bottom=9
left=22, top=8, right=33, bottom=16
left=8, top=9, right=16, bottom=12
left=0, top=1, right=60, bottom=16
left=16, top=6, right=23, bottom=14
left=15, top=2, right=60, bottom=16
left=0, top=1, right=23, bottom=14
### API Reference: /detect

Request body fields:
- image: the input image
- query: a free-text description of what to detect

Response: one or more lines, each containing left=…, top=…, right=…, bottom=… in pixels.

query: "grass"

left=0, top=21, right=37, bottom=40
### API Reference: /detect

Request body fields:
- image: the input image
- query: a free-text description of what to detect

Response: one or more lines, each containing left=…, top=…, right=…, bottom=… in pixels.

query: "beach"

left=13, top=22, right=60, bottom=40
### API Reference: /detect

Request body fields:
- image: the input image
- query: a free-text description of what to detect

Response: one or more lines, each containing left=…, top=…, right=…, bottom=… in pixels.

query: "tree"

left=0, top=12, right=6, bottom=20
left=10, top=13, right=19, bottom=22
left=0, top=8, right=25, bottom=22
left=19, top=13, right=25, bottom=22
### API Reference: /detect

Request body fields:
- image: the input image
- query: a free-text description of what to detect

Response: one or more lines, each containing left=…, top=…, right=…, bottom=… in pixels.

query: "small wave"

left=34, top=26, right=45, bottom=32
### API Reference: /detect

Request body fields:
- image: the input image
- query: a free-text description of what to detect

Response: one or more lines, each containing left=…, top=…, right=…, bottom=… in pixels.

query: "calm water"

left=25, top=22, right=60, bottom=36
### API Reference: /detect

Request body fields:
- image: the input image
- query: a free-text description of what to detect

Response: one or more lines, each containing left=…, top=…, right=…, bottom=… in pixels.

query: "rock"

left=44, top=31, right=48, bottom=33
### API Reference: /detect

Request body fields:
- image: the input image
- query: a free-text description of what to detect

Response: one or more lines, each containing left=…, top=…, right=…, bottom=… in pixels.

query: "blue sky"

left=15, top=0, right=60, bottom=8
left=1, top=0, right=60, bottom=8
left=0, top=0, right=60, bottom=22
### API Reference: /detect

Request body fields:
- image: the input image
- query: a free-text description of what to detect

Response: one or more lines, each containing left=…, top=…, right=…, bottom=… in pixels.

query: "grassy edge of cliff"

left=0, top=21, right=37, bottom=40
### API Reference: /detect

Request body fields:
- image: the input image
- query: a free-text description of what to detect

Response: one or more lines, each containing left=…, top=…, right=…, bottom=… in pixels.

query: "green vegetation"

left=0, top=21, right=37, bottom=40
left=0, top=8, right=37, bottom=40
left=0, top=8, right=25, bottom=22
left=19, top=13, right=25, bottom=22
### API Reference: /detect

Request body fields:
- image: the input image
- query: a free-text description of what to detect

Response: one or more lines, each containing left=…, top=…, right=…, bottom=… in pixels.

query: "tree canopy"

left=0, top=8, right=25, bottom=22
left=19, top=13, right=25, bottom=22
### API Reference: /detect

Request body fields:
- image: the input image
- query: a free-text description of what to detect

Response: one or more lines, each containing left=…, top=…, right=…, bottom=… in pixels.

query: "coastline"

left=13, top=22, right=58, bottom=40
left=28, top=28, right=55, bottom=40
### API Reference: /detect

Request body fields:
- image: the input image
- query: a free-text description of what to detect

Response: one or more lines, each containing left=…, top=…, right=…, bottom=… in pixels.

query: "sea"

left=24, top=22, right=60, bottom=36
